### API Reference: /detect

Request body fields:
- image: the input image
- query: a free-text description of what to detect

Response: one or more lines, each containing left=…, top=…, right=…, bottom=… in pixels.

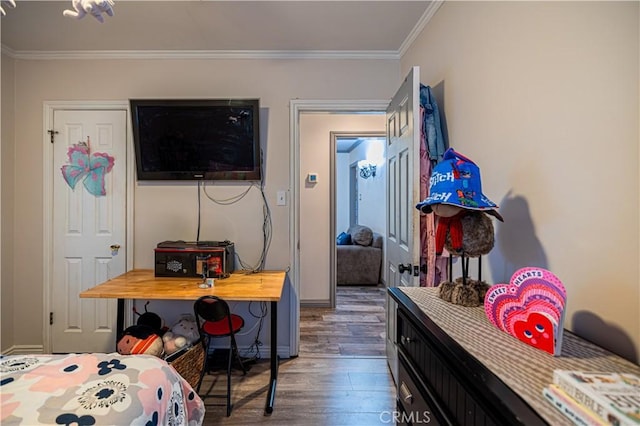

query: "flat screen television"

left=130, top=99, right=261, bottom=181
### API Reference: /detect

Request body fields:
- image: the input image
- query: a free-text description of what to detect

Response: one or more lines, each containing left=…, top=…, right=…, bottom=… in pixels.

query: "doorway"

left=42, top=101, right=135, bottom=353
left=291, top=100, right=389, bottom=358
left=333, top=132, right=386, bottom=308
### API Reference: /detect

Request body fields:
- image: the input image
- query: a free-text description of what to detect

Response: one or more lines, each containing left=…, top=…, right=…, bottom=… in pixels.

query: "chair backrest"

left=193, top=295, right=233, bottom=336
left=194, top=295, right=230, bottom=320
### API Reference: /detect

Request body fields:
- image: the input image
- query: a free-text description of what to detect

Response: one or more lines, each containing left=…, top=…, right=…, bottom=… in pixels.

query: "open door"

left=385, top=66, right=422, bottom=382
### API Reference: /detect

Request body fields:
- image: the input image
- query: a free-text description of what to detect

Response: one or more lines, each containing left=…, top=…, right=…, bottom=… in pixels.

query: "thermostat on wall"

left=307, top=173, right=318, bottom=183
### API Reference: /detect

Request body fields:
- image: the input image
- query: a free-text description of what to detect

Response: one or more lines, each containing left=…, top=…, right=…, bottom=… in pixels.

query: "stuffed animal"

left=443, top=210, right=495, bottom=257
left=117, top=325, right=164, bottom=358
left=162, top=331, right=189, bottom=356
left=133, top=302, right=165, bottom=335
left=416, top=148, right=503, bottom=307
left=170, top=314, right=200, bottom=344
left=63, top=0, right=114, bottom=23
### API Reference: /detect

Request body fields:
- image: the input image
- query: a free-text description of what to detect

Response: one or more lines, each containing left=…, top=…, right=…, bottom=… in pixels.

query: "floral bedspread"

left=0, top=353, right=205, bottom=425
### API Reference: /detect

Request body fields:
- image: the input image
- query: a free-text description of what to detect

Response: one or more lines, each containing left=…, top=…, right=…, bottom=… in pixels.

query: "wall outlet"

left=277, top=190, right=287, bottom=206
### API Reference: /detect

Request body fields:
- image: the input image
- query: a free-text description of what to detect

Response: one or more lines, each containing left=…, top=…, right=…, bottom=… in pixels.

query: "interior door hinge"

left=47, top=130, right=59, bottom=143
left=50, top=312, right=53, bottom=325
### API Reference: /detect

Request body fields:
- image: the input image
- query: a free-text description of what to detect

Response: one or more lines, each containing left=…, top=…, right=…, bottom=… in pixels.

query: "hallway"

left=201, top=285, right=394, bottom=424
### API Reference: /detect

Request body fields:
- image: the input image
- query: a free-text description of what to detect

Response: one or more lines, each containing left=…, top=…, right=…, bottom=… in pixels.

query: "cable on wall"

left=198, top=148, right=273, bottom=273
left=196, top=180, right=202, bottom=243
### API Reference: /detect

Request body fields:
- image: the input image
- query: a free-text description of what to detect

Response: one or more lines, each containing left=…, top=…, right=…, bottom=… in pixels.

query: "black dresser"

left=389, top=287, right=640, bottom=426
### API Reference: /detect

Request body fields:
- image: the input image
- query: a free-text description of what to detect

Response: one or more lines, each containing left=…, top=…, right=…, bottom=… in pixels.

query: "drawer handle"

left=401, top=335, right=413, bottom=344
left=399, top=382, right=413, bottom=404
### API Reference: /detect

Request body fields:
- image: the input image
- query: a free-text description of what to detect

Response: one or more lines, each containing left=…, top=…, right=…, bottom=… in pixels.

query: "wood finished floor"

left=200, top=285, right=395, bottom=425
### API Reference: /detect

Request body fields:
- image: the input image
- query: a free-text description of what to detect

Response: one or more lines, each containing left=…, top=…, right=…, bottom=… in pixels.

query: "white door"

left=385, top=67, right=422, bottom=382
left=51, top=109, right=127, bottom=353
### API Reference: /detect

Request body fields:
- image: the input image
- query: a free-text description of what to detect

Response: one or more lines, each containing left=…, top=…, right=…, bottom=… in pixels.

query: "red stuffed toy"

left=117, top=325, right=164, bottom=358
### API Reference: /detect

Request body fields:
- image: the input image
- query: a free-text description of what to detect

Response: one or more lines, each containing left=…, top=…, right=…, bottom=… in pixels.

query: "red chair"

left=193, top=295, right=247, bottom=416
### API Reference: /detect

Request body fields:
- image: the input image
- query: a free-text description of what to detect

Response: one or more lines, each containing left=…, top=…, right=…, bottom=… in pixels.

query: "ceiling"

left=1, top=1, right=437, bottom=58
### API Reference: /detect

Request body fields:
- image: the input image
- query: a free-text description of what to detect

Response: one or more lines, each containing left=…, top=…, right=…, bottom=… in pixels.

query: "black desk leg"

left=265, top=300, right=279, bottom=415
left=116, top=298, right=125, bottom=348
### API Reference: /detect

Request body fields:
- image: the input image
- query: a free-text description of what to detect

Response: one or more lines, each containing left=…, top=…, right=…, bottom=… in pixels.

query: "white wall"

left=351, top=139, right=386, bottom=236
left=299, top=113, right=386, bottom=303
left=336, top=139, right=386, bottom=237
left=1, top=53, right=15, bottom=352
left=335, top=152, right=350, bottom=234
left=3, top=57, right=398, bottom=350
left=402, top=1, right=639, bottom=361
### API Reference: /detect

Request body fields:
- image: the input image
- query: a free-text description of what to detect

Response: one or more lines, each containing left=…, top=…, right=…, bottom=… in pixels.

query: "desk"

left=80, top=269, right=286, bottom=415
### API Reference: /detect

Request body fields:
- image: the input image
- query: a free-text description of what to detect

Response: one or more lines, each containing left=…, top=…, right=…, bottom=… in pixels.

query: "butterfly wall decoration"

left=60, top=137, right=115, bottom=197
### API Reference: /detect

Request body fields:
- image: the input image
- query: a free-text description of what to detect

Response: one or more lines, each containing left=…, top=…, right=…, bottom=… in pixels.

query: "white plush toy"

left=171, top=314, right=200, bottom=344
left=0, top=0, right=16, bottom=16
left=63, top=0, right=114, bottom=23
left=162, top=331, right=189, bottom=356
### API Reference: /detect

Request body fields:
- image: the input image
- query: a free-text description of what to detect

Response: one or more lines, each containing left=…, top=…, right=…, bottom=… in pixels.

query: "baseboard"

left=300, top=300, right=330, bottom=307
left=206, top=343, right=291, bottom=359
left=1, top=344, right=44, bottom=356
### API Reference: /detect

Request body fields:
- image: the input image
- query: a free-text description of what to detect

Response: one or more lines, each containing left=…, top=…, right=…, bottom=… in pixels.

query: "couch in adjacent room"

left=336, top=225, right=383, bottom=285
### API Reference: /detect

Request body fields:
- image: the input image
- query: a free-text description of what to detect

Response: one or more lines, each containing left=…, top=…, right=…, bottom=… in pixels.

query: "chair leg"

left=226, top=339, right=233, bottom=417
left=230, top=335, right=247, bottom=375
left=196, top=337, right=209, bottom=394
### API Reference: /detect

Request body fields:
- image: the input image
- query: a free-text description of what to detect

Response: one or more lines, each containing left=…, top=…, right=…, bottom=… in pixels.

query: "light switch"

left=307, top=173, right=318, bottom=183
left=277, top=190, right=286, bottom=206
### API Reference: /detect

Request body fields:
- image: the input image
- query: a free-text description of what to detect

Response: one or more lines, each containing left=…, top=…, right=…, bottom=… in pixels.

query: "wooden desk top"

left=79, top=269, right=286, bottom=302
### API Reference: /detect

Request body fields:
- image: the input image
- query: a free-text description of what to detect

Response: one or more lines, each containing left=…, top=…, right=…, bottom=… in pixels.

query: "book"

left=553, top=370, right=640, bottom=426
left=543, top=384, right=607, bottom=426
left=484, top=267, right=566, bottom=355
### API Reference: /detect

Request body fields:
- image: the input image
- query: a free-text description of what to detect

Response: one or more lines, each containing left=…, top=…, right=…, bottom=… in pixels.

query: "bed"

left=0, top=352, right=205, bottom=425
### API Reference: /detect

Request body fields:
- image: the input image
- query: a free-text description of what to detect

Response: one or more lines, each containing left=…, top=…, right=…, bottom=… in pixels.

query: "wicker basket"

left=168, top=342, right=205, bottom=390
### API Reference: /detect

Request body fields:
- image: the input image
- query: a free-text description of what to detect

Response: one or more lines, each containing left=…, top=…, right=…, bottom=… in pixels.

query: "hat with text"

left=416, top=148, right=503, bottom=221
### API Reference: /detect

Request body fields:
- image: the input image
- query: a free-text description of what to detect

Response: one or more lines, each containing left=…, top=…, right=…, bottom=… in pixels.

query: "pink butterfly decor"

left=60, top=138, right=115, bottom=197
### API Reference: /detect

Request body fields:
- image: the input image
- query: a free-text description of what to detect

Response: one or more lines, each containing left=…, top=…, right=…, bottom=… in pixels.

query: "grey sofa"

left=336, top=225, right=383, bottom=285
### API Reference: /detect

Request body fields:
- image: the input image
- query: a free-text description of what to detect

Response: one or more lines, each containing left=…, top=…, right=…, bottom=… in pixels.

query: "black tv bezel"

left=130, top=98, right=261, bottom=181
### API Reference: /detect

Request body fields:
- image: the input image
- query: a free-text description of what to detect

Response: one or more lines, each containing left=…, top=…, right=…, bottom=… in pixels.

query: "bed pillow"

left=351, top=225, right=373, bottom=246
left=336, top=232, right=352, bottom=245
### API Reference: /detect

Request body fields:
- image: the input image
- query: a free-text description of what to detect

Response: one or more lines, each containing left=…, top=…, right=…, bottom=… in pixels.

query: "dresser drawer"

left=397, top=309, right=501, bottom=425
left=397, top=354, right=442, bottom=426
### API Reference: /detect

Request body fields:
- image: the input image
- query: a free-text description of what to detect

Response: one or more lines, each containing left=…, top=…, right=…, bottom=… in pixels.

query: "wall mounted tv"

left=130, top=99, right=261, bottom=181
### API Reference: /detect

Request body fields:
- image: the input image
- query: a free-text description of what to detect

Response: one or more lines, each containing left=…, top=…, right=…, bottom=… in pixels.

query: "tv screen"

left=130, top=99, right=261, bottom=181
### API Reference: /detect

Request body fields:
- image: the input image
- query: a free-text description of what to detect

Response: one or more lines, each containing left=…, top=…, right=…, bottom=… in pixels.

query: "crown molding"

left=1, top=47, right=400, bottom=61
left=398, top=0, right=444, bottom=57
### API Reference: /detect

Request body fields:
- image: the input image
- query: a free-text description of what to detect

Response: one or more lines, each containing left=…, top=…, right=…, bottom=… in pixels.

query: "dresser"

left=389, top=287, right=640, bottom=425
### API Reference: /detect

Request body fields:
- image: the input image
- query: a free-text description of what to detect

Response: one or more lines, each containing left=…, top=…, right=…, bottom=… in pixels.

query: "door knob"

left=398, top=263, right=412, bottom=274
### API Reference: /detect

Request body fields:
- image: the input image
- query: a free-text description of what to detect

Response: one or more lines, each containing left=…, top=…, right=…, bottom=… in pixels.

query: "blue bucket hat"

left=416, top=148, right=503, bottom=221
